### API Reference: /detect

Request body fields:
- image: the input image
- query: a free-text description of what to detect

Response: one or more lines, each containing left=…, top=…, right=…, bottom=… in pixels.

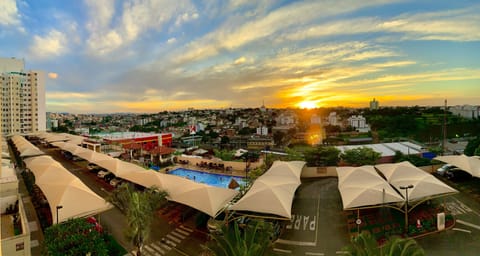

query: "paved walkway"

left=16, top=168, right=44, bottom=256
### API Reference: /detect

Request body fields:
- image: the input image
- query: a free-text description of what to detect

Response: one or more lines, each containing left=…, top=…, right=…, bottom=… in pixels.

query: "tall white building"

left=449, top=105, right=480, bottom=119
left=328, top=112, right=338, bottom=126
left=348, top=115, right=370, bottom=132
left=0, top=58, right=46, bottom=135
left=369, top=98, right=379, bottom=110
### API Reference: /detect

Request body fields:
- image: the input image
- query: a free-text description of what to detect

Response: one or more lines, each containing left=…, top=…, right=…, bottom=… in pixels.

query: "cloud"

left=0, top=0, right=20, bottom=26
left=48, top=72, right=58, bottom=79
left=85, top=0, right=198, bottom=56
left=234, top=56, right=246, bottom=65
left=29, top=30, right=68, bottom=59
left=174, top=0, right=397, bottom=64
left=167, top=37, right=177, bottom=44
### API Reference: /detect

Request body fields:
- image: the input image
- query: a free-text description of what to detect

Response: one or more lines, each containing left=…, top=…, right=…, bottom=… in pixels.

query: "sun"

left=298, top=100, right=318, bottom=109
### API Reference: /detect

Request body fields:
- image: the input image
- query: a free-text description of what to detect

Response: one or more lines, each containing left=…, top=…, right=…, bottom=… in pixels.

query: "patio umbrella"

left=434, top=155, right=480, bottom=178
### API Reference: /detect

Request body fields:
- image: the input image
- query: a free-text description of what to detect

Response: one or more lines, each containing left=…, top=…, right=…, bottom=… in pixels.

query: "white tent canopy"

left=24, top=156, right=112, bottom=223
left=161, top=173, right=239, bottom=217
left=375, top=161, right=457, bottom=201
left=434, top=155, right=480, bottom=178
left=229, top=161, right=305, bottom=219
left=11, top=135, right=45, bottom=157
left=337, top=166, right=405, bottom=210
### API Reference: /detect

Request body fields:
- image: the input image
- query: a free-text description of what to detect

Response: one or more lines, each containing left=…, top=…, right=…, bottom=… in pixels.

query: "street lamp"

left=56, top=205, right=63, bottom=224
left=399, top=184, right=414, bottom=233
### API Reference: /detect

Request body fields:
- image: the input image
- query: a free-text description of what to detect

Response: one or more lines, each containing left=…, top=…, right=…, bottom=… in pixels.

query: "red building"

left=102, top=132, right=173, bottom=151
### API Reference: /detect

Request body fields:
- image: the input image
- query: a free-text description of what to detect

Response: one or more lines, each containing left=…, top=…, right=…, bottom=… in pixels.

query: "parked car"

left=97, top=170, right=112, bottom=178
left=445, top=168, right=472, bottom=181
left=436, top=164, right=454, bottom=176
left=87, top=163, right=98, bottom=170
left=104, top=173, right=115, bottom=182
left=110, top=178, right=123, bottom=187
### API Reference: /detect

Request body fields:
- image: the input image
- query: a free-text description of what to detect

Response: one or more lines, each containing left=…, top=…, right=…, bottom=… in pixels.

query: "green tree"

left=205, top=220, right=274, bottom=256
left=341, top=147, right=381, bottom=166
left=464, top=137, right=480, bottom=156
left=44, top=218, right=108, bottom=256
left=107, top=183, right=168, bottom=256
left=343, top=231, right=425, bottom=256
left=304, top=146, right=340, bottom=167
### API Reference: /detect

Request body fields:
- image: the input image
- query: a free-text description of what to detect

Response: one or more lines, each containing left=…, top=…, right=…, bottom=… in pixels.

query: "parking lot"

left=272, top=176, right=480, bottom=256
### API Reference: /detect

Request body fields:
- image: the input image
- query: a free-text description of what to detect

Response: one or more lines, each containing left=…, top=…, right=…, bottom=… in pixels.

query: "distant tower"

left=369, top=98, right=379, bottom=110
left=260, top=99, right=266, bottom=113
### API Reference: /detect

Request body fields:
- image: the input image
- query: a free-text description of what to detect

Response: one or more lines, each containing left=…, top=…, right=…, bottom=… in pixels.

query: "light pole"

left=56, top=205, right=63, bottom=224
left=399, top=185, right=414, bottom=233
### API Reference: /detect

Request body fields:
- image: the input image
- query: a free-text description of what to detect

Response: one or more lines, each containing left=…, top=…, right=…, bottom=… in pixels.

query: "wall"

left=176, top=155, right=263, bottom=171
left=1, top=195, right=31, bottom=256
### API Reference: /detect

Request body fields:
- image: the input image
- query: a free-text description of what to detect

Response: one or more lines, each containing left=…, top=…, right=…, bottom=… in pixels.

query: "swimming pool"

left=167, top=168, right=246, bottom=189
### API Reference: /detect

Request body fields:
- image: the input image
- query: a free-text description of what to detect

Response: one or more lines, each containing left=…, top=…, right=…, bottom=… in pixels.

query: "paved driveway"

left=273, top=178, right=350, bottom=255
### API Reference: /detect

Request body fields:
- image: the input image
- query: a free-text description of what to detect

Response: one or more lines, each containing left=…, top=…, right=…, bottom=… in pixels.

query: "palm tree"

left=205, top=219, right=274, bottom=256
left=107, top=183, right=168, bottom=256
left=343, top=231, right=425, bottom=256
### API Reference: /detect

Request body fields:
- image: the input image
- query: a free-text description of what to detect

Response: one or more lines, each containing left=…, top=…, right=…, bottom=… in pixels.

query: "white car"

left=110, top=178, right=123, bottom=187
left=97, top=170, right=111, bottom=178
left=436, top=164, right=454, bottom=176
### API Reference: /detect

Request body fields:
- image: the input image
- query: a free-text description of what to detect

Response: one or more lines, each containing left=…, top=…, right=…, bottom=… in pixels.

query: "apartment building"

left=0, top=58, right=46, bottom=135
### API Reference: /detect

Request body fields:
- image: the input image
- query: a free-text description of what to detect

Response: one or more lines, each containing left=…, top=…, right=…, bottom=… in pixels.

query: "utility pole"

left=442, top=99, right=447, bottom=155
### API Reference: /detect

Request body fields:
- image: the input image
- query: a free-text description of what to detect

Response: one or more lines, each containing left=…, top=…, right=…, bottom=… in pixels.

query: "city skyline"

left=1, top=0, right=480, bottom=114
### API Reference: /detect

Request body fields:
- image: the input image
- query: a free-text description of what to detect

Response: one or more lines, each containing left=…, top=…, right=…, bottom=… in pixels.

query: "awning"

left=23, top=155, right=112, bottom=223
left=337, top=166, right=404, bottom=210
left=229, top=161, right=305, bottom=219
left=434, top=155, right=480, bottom=178
left=375, top=161, right=458, bottom=201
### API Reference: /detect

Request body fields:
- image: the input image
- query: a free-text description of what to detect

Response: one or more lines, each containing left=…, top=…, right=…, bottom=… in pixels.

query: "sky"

left=1, top=0, right=479, bottom=114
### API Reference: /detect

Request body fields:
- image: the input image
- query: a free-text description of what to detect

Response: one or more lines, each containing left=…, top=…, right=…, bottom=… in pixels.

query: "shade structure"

left=76, top=149, right=113, bottom=163
left=95, top=158, right=145, bottom=178
left=60, top=142, right=89, bottom=156
left=375, top=161, right=457, bottom=201
left=24, top=155, right=63, bottom=172
left=19, top=147, right=45, bottom=157
left=11, top=135, right=45, bottom=157
left=230, top=161, right=305, bottom=219
left=50, top=141, right=66, bottom=148
left=336, top=166, right=405, bottom=210
left=23, top=155, right=111, bottom=223
left=121, top=170, right=169, bottom=189
left=41, top=179, right=112, bottom=223
left=162, top=174, right=239, bottom=217
left=434, top=155, right=480, bottom=178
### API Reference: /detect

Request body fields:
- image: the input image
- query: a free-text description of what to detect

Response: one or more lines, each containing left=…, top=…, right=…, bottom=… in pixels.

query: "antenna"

left=442, top=99, right=447, bottom=155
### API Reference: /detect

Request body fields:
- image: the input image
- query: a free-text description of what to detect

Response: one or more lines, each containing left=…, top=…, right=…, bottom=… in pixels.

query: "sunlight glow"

left=298, top=100, right=318, bottom=109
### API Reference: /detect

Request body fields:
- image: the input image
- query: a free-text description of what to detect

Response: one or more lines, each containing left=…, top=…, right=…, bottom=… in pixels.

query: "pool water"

left=168, top=168, right=246, bottom=189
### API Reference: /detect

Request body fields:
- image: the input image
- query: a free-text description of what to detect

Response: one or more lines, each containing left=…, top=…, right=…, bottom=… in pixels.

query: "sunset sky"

left=1, top=0, right=479, bottom=113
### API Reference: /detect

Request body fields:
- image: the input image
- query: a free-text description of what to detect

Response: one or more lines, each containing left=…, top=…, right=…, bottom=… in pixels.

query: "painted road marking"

left=151, top=242, right=165, bottom=254
left=305, top=252, right=324, bottom=255
left=456, top=219, right=480, bottom=230
left=453, top=197, right=480, bottom=217
left=171, top=230, right=187, bottom=239
left=179, top=225, right=193, bottom=232
left=453, top=228, right=472, bottom=233
left=166, top=234, right=181, bottom=244
left=273, top=248, right=292, bottom=254
left=175, top=228, right=190, bottom=236
left=336, top=251, right=349, bottom=255
left=276, top=239, right=317, bottom=246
